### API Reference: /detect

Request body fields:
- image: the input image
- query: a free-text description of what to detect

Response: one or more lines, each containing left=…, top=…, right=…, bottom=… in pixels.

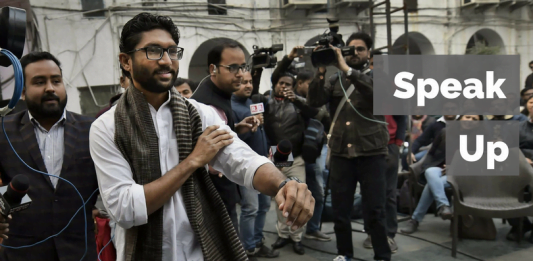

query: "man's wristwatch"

left=346, top=67, right=354, bottom=76
left=278, top=177, right=303, bottom=190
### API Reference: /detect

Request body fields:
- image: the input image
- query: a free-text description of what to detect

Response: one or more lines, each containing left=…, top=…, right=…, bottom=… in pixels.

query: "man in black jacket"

left=191, top=40, right=260, bottom=235
left=307, top=32, right=391, bottom=261
left=266, top=47, right=320, bottom=255
left=0, top=52, right=98, bottom=261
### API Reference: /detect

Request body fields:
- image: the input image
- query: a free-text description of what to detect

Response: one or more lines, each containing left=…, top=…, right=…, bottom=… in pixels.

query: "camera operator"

left=265, top=46, right=320, bottom=255
left=307, top=32, right=391, bottom=261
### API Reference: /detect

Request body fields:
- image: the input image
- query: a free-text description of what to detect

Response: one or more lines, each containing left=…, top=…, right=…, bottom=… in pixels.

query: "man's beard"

left=132, top=63, right=177, bottom=94
left=26, top=93, right=67, bottom=119
left=346, top=56, right=366, bottom=69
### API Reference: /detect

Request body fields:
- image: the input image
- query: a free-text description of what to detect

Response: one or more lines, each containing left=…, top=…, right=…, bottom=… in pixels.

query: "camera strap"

left=328, top=84, right=355, bottom=141
left=325, top=80, right=355, bottom=169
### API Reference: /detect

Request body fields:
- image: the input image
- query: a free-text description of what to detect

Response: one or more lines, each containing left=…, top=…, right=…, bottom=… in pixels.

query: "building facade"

left=1, top=0, right=532, bottom=115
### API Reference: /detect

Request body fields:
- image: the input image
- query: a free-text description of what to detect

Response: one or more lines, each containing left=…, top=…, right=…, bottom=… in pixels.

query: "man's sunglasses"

left=218, top=64, right=250, bottom=74
left=127, top=46, right=184, bottom=60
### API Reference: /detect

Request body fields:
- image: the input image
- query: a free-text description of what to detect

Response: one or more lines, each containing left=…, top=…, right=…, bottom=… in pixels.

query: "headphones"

left=212, top=65, right=217, bottom=74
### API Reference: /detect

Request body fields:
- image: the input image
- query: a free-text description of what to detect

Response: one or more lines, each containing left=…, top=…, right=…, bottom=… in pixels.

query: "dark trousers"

left=330, top=154, right=391, bottom=261
left=364, top=144, right=399, bottom=238
left=210, top=175, right=241, bottom=236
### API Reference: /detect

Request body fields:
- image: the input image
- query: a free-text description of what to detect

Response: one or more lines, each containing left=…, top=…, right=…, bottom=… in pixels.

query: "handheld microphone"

left=272, top=140, right=294, bottom=168
left=250, top=94, right=265, bottom=116
left=0, top=174, right=32, bottom=216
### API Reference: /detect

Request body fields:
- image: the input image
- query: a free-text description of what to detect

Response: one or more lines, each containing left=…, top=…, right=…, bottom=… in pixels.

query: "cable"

left=0, top=48, right=97, bottom=261
left=0, top=117, right=98, bottom=261
left=337, top=71, right=388, bottom=125
left=0, top=49, right=24, bottom=116
left=97, top=223, right=116, bottom=261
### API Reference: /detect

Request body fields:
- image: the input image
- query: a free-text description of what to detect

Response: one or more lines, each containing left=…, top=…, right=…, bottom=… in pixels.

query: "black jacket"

left=412, top=120, right=447, bottom=154
left=307, top=67, right=389, bottom=158
left=264, top=56, right=319, bottom=157
left=519, top=120, right=533, bottom=159
left=0, top=111, right=98, bottom=261
left=191, top=78, right=240, bottom=207
left=525, top=73, right=533, bottom=89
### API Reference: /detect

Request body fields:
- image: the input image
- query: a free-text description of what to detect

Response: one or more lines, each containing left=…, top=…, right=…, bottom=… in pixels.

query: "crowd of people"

left=0, top=11, right=532, bottom=261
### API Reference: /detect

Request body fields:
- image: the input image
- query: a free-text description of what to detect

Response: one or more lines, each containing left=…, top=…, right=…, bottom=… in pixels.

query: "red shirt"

left=385, top=115, right=403, bottom=146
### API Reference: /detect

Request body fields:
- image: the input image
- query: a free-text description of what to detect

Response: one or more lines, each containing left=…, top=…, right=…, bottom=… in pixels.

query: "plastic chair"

left=447, top=150, right=533, bottom=258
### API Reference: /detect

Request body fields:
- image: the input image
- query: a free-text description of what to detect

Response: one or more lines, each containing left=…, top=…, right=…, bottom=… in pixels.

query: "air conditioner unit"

left=282, top=0, right=328, bottom=9
left=462, top=0, right=500, bottom=6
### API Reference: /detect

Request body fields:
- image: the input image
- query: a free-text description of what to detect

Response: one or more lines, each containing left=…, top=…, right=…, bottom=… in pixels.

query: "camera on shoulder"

left=251, top=44, right=284, bottom=69
left=307, top=18, right=355, bottom=68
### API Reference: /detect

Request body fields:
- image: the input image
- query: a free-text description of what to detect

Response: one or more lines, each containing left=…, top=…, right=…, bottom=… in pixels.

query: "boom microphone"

left=0, top=174, right=32, bottom=216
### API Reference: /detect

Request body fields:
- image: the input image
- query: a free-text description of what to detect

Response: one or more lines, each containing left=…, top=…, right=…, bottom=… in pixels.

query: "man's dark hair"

left=119, top=12, right=181, bottom=78
left=174, top=77, right=197, bottom=92
left=277, top=72, right=295, bottom=87
left=207, top=40, right=244, bottom=68
left=346, top=32, right=373, bottom=50
left=370, top=50, right=382, bottom=58
left=529, top=60, right=533, bottom=66
left=296, top=70, right=314, bottom=83
left=19, top=51, right=62, bottom=82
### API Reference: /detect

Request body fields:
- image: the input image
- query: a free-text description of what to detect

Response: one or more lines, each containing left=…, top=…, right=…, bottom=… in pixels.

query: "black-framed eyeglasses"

left=354, top=46, right=367, bottom=53
left=127, top=46, right=184, bottom=60
left=218, top=63, right=250, bottom=74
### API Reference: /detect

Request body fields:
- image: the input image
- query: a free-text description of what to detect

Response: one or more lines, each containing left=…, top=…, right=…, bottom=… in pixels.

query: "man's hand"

left=92, top=209, right=110, bottom=219
left=208, top=165, right=223, bottom=178
left=235, top=116, right=260, bottom=134
left=410, top=153, right=417, bottom=163
left=527, top=158, right=533, bottom=166
left=275, top=181, right=315, bottom=231
left=0, top=214, right=12, bottom=240
left=288, top=46, right=304, bottom=60
left=254, top=113, right=264, bottom=126
left=332, top=47, right=351, bottom=73
left=188, top=125, right=234, bottom=168
left=283, top=87, right=296, bottom=102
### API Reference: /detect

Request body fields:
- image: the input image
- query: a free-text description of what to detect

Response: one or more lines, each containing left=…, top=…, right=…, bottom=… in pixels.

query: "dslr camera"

left=251, top=44, right=284, bottom=69
left=310, top=18, right=355, bottom=68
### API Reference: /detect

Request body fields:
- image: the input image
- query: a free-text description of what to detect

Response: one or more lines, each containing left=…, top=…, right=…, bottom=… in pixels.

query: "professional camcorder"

left=309, top=18, right=355, bottom=68
left=0, top=6, right=26, bottom=66
left=251, top=44, right=284, bottom=69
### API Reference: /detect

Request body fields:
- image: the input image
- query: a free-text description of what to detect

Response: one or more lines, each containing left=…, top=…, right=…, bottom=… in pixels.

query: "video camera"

left=251, top=44, right=284, bottom=69
left=309, top=18, right=355, bottom=68
left=0, top=7, right=26, bottom=67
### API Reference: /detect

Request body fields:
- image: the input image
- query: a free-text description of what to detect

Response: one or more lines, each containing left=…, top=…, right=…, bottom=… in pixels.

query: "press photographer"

left=264, top=46, right=321, bottom=255
left=307, top=32, right=391, bottom=261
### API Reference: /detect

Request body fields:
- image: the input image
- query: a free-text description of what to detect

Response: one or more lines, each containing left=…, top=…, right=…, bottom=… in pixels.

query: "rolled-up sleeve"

left=189, top=99, right=274, bottom=190
left=89, top=121, right=148, bottom=229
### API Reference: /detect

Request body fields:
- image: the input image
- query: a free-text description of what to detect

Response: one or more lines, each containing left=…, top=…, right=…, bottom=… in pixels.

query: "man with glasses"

left=191, top=39, right=261, bottom=234
left=307, top=32, right=392, bottom=261
left=91, top=13, right=315, bottom=261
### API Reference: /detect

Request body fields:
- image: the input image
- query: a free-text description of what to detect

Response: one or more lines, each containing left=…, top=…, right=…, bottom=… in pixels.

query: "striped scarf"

left=114, top=86, right=247, bottom=261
